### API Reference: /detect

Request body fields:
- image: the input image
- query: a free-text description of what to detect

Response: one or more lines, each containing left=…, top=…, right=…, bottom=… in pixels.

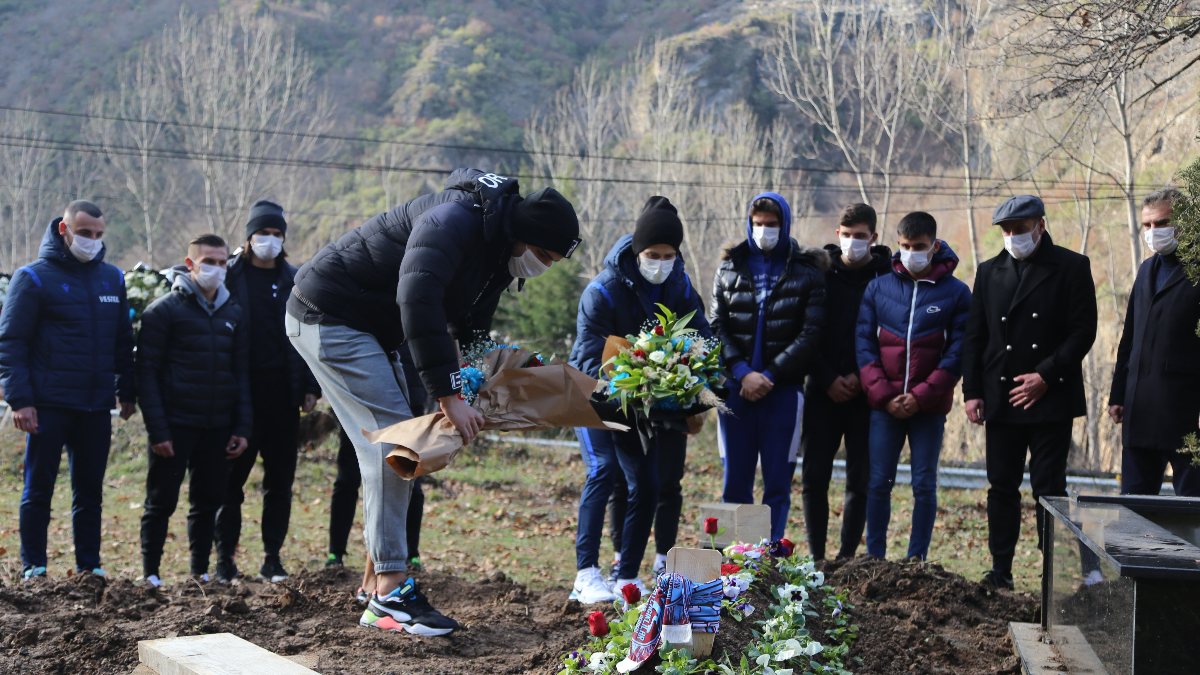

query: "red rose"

left=680, top=356, right=690, bottom=365
left=633, top=349, right=647, bottom=359
left=620, top=583, right=641, bottom=605
left=721, top=563, right=742, bottom=576
left=779, top=538, right=795, bottom=556
left=654, top=325, right=664, bottom=336
left=704, top=517, right=719, bottom=535
left=588, top=610, right=609, bottom=637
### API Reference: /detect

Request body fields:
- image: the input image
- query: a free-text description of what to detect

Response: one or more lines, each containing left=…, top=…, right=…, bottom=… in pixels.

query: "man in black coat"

left=288, top=168, right=579, bottom=635
left=1109, top=188, right=1200, bottom=496
left=962, top=195, right=1097, bottom=590
left=800, top=203, right=890, bottom=560
left=215, top=200, right=322, bottom=584
left=137, top=234, right=251, bottom=587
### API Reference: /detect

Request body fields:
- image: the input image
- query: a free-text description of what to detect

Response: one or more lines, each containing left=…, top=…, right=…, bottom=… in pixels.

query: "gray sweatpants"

left=287, top=313, right=414, bottom=573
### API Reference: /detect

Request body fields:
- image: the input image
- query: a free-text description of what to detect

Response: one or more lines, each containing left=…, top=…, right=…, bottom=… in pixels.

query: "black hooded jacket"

left=710, top=240, right=829, bottom=386
left=136, top=271, right=252, bottom=445
left=288, top=168, right=520, bottom=399
left=807, top=243, right=892, bottom=397
left=226, top=252, right=319, bottom=407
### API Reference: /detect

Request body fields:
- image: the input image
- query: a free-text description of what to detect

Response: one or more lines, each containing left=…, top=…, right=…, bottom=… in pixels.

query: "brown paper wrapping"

left=600, top=335, right=632, bottom=376
left=368, top=348, right=626, bottom=479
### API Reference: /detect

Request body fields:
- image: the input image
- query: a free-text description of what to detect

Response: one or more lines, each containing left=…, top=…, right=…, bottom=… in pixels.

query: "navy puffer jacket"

left=855, top=241, right=972, bottom=414
left=0, top=220, right=135, bottom=411
left=136, top=271, right=252, bottom=444
left=289, top=168, right=520, bottom=399
left=569, top=234, right=711, bottom=379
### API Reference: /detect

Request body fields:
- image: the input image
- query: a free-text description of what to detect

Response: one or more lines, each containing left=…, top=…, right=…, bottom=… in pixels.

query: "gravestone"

left=698, top=503, right=771, bottom=549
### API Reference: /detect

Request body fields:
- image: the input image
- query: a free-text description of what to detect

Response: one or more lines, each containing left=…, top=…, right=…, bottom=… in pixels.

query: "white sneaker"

left=145, top=574, right=162, bottom=589
left=612, top=577, right=649, bottom=598
left=573, top=567, right=617, bottom=604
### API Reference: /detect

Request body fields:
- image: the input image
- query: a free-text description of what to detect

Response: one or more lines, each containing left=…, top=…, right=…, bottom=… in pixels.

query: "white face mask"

left=507, top=247, right=551, bottom=278
left=1143, top=226, right=1178, bottom=255
left=1004, top=228, right=1041, bottom=260
left=67, top=231, right=104, bottom=263
left=637, top=256, right=674, bottom=285
left=250, top=233, right=283, bottom=260
left=193, top=263, right=227, bottom=292
left=840, top=236, right=871, bottom=264
left=900, top=249, right=931, bottom=275
left=752, top=226, right=780, bottom=252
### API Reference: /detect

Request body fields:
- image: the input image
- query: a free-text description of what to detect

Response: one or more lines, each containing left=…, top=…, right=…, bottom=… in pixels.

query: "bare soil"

left=0, top=558, right=1038, bottom=674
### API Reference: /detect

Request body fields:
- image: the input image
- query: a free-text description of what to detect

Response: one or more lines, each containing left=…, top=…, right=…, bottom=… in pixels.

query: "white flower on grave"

left=648, top=350, right=666, bottom=364
left=800, top=640, right=824, bottom=657
left=756, top=654, right=772, bottom=667
left=589, top=651, right=615, bottom=671
left=809, top=571, right=825, bottom=587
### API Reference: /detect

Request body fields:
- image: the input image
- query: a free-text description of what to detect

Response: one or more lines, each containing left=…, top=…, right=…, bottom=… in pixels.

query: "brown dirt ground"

left=0, top=558, right=1038, bottom=674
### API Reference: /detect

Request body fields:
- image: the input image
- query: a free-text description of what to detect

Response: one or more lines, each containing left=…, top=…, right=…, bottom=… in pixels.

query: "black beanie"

left=631, top=196, right=683, bottom=254
left=245, top=199, right=287, bottom=239
left=510, top=187, right=581, bottom=258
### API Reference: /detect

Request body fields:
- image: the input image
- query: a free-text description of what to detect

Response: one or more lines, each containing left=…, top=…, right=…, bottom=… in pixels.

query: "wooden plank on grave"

left=734, top=504, right=772, bottom=544
left=138, top=633, right=318, bottom=675
left=666, top=547, right=722, bottom=658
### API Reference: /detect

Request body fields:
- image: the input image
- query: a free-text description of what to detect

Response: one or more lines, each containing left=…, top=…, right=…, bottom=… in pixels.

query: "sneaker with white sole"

left=612, top=577, right=648, bottom=598
left=22, top=565, right=47, bottom=581
left=260, top=557, right=289, bottom=583
left=360, top=578, right=460, bottom=636
left=573, top=567, right=617, bottom=604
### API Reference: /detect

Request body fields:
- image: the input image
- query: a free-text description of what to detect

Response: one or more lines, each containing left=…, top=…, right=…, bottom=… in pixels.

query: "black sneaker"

left=360, top=578, right=461, bottom=636
left=608, top=559, right=620, bottom=584
left=326, top=553, right=344, bottom=568
left=981, top=569, right=1014, bottom=591
left=215, top=558, right=239, bottom=584
left=260, top=557, right=289, bottom=583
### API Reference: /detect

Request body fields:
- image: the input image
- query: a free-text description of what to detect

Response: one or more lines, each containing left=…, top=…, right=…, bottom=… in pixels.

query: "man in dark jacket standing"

left=963, top=195, right=1097, bottom=590
left=1109, top=188, right=1200, bottom=496
left=568, top=196, right=710, bottom=603
left=288, top=169, right=579, bottom=634
left=138, top=234, right=251, bottom=586
left=0, top=200, right=135, bottom=580
left=800, top=203, right=890, bottom=560
left=711, top=192, right=826, bottom=542
left=215, top=200, right=320, bottom=584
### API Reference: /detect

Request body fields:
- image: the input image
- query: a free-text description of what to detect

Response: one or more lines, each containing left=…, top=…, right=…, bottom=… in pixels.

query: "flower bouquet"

left=125, top=263, right=171, bottom=333
left=594, top=304, right=726, bottom=423
left=368, top=342, right=627, bottom=479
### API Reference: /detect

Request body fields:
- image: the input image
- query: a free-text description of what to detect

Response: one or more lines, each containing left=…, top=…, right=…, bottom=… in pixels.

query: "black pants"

left=985, top=420, right=1072, bottom=575
left=140, top=425, right=232, bottom=576
left=328, top=427, right=424, bottom=559
left=799, top=394, right=870, bottom=559
left=216, top=370, right=300, bottom=562
left=607, top=429, right=687, bottom=560
left=1122, top=445, right=1200, bottom=496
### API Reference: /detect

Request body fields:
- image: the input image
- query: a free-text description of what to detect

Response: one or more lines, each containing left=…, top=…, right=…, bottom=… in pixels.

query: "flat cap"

left=992, top=195, right=1045, bottom=224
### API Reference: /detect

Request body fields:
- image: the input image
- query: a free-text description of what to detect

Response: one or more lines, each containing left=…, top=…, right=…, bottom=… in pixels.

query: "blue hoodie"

left=568, top=234, right=711, bottom=378
left=746, top=192, right=791, bottom=374
left=0, top=219, right=135, bottom=411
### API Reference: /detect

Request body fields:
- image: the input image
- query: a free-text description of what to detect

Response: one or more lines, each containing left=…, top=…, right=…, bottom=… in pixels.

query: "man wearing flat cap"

left=288, top=169, right=580, bottom=634
left=962, top=195, right=1097, bottom=591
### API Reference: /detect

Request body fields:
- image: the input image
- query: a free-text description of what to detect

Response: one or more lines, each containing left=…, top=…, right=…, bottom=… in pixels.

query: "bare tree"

left=526, top=57, right=629, bottom=275
left=767, top=0, right=940, bottom=226
left=89, top=43, right=179, bottom=266
left=163, top=9, right=336, bottom=243
left=0, top=108, right=51, bottom=268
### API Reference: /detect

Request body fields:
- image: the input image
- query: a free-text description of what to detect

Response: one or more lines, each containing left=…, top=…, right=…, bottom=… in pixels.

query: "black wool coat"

left=961, top=232, right=1098, bottom=424
left=1109, top=254, right=1200, bottom=450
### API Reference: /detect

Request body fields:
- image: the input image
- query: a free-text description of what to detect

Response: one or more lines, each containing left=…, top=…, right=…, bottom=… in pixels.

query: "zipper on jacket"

left=85, top=267, right=100, bottom=407
left=903, top=280, right=920, bottom=393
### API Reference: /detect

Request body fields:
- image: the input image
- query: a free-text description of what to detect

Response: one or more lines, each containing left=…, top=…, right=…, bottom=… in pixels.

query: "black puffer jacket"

left=806, top=243, right=892, bottom=396
left=137, top=272, right=252, bottom=444
left=226, top=252, right=319, bottom=407
left=289, top=168, right=520, bottom=399
left=710, top=240, right=829, bottom=386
